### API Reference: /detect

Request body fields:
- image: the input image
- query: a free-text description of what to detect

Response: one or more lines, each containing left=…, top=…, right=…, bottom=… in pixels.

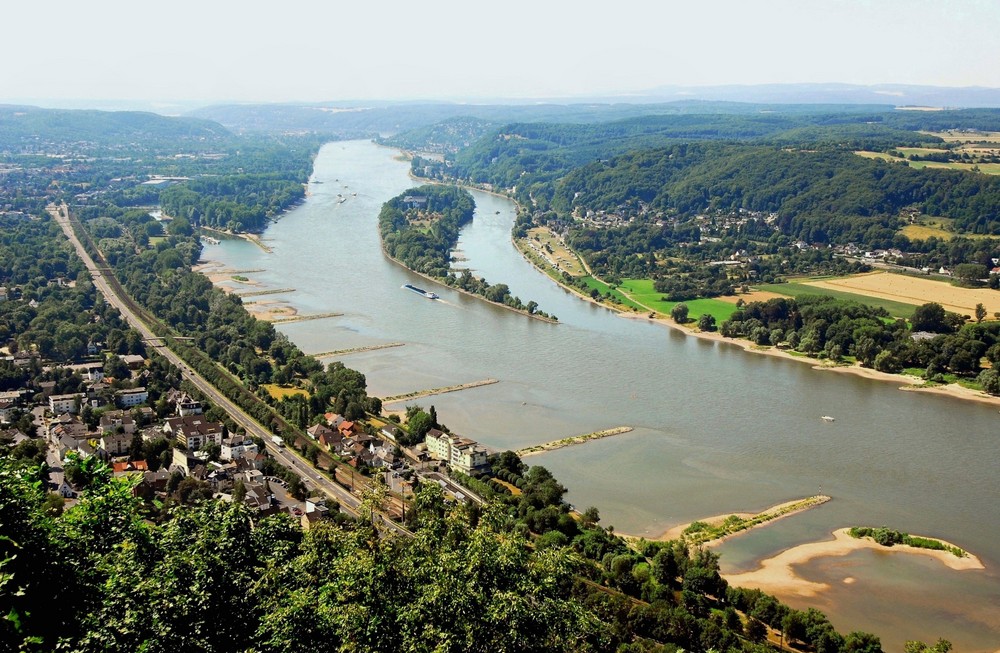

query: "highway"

left=49, top=203, right=409, bottom=530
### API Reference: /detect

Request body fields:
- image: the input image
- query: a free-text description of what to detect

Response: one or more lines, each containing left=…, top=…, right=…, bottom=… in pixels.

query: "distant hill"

left=630, top=83, right=1000, bottom=108
left=187, top=100, right=894, bottom=136
left=0, top=105, right=231, bottom=149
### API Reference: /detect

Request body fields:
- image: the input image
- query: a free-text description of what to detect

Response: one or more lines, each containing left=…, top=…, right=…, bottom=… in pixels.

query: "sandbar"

left=723, top=528, right=984, bottom=598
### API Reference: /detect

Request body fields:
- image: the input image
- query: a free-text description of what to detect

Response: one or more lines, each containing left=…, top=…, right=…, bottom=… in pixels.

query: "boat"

left=402, top=283, right=439, bottom=299
left=821, top=416, right=835, bottom=422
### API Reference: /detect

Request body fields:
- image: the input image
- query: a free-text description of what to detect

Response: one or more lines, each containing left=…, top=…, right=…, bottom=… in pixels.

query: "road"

left=48, top=203, right=405, bottom=528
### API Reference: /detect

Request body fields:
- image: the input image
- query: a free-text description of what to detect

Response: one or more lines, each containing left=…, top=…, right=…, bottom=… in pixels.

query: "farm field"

left=757, top=280, right=919, bottom=318
left=854, top=150, right=1000, bottom=175
left=922, top=130, right=1000, bottom=144
left=802, top=272, right=1000, bottom=317
left=617, top=278, right=737, bottom=323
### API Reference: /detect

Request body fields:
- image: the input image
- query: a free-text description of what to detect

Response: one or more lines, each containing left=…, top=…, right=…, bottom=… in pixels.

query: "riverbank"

left=194, top=260, right=298, bottom=322
left=199, top=225, right=273, bottom=253
left=724, top=527, right=985, bottom=598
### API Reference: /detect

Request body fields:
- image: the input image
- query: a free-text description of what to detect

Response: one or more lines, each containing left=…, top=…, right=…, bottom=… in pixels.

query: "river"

left=203, top=140, right=1000, bottom=651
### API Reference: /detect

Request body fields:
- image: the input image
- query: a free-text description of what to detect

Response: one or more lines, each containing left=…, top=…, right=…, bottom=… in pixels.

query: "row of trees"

left=720, top=296, right=1000, bottom=392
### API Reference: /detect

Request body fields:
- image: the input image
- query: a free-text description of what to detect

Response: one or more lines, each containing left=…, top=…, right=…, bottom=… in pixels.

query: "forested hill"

left=0, top=105, right=231, bottom=149
left=550, top=144, right=1000, bottom=243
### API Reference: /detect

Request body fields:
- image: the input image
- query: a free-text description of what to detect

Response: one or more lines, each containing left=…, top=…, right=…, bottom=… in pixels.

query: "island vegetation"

left=378, top=184, right=556, bottom=320
left=848, top=526, right=967, bottom=558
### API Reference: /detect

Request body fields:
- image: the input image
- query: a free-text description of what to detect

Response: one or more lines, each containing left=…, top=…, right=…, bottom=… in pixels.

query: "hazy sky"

left=5, top=0, right=1000, bottom=105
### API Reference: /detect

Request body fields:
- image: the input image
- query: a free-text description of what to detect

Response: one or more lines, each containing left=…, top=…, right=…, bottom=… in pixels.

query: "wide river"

left=204, top=140, right=1000, bottom=650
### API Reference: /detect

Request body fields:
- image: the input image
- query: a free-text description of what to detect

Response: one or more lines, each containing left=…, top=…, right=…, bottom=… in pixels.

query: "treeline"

left=379, top=185, right=555, bottom=319
left=159, top=174, right=305, bottom=233
left=721, top=295, right=1000, bottom=392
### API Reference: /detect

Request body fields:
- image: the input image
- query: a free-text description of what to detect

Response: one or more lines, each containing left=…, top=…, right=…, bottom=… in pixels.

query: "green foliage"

left=849, top=526, right=966, bottom=557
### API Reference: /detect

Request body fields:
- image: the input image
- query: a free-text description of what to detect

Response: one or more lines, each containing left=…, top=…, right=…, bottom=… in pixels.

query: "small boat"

left=821, top=416, right=835, bottom=422
left=402, top=283, right=439, bottom=299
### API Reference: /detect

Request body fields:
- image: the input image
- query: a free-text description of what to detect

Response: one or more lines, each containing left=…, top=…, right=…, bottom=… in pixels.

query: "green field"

left=579, top=276, right=646, bottom=311
left=757, top=282, right=918, bottom=318
left=618, top=279, right=738, bottom=322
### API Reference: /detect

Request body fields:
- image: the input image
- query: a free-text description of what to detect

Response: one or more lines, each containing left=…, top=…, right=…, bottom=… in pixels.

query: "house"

left=119, top=354, right=146, bottom=369
left=177, top=398, right=202, bottom=416
left=324, top=412, right=345, bottom=428
left=79, top=363, right=105, bottom=381
left=380, top=424, right=401, bottom=442
left=99, top=412, right=136, bottom=435
left=306, top=423, right=335, bottom=441
left=220, top=434, right=259, bottom=462
left=116, top=387, right=148, bottom=408
left=100, top=431, right=132, bottom=457
left=112, top=460, right=148, bottom=475
left=0, top=398, right=16, bottom=424
left=318, top=429, right=343, bottom=453
left=49, top=393, right=82, bottom=414
left=425, top=429, right=489, bottom=474
left=337, top=420, right=356, bottom=437
left=164, top=415, right=224, bottom=451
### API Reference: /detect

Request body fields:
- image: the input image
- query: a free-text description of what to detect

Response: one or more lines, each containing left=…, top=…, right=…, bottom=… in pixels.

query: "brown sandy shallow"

left=723, top=528, right=984, bottom=598
left=195, top=261, right=298, bottom=322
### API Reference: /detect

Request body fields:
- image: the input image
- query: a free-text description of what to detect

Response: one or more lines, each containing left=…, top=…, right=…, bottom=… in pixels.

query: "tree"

left=954, top=263, right=987, bottom=285
left=745, top=616, right=767, bottom=643
left=697, top=313, right=716, bottom=331
left=975, top=303, right=987, bottom=323
left=844, top=631, right=884, bottom=653
left=671, top=303, right=689, bottom=324
left=911, top=303, right=949, bottom=333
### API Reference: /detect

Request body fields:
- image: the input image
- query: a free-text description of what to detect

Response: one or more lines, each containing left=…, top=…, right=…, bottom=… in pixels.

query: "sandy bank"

left=723, top=528, right=984, bottom=598
left=621, top=496, right=830, bottom=545
left=618, top=311, right=1000, bottom=408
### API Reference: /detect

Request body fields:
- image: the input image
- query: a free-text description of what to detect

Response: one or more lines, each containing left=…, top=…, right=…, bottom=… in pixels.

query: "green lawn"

left=758, top=282, right=918, bottom=319
left=579, top=276, right=646, bottom=311
left=618, top=278, right=738, bottom=322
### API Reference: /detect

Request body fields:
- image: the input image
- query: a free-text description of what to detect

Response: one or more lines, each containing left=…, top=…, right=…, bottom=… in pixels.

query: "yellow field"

left=262, top=383, right=309, bottom=400
left=900, top=224, right=954, bottom=240
left=525, top=227, right=586, bottom=276
left=804, top=272, right=1000, bottom=317
left=923, top=130, right=1000, bottom=144
left=855, top=150, right=896, bottom=161
left=716, top=290, right=787, bottom=304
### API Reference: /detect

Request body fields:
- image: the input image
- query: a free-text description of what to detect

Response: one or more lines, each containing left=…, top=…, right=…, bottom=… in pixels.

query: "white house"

left=116, top=387, right=148, bottom=408
left=49, top=393, right=82, bottom=414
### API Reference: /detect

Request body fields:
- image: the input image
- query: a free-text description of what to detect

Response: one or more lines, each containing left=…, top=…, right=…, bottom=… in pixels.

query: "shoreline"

left=193, top=260, right=299, bottom=322
left=511, top=230, right=1000, bottom=408
left=723, top=527, right=985, bottom=598
left=199, top=225, right=273, bottom=253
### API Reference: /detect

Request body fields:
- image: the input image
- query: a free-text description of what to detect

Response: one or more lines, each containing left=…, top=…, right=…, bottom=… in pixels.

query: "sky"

left=4, top=0, right=1000, bottom=107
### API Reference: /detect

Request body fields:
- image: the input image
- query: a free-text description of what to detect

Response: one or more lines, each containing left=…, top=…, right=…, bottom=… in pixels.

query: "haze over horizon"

left=5, top=0, right=1000, bottom=109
